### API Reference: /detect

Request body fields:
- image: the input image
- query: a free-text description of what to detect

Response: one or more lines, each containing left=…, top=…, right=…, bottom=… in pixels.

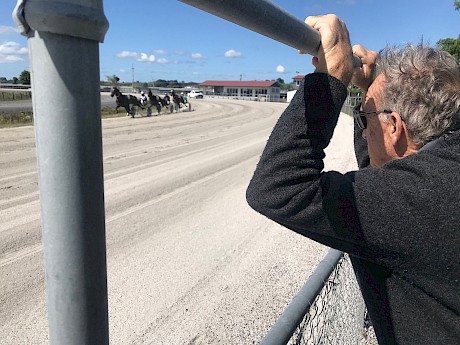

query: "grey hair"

left=375, top=44, right=460, bottom=147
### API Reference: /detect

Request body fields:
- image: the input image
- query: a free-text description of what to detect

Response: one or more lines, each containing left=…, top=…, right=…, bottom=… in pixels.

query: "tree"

left=12, top=77, right=18, bottom=84
left=455, top=1, right=460, bottom=10
left=154, top=79, right=168, bottom=87
left=106, top=74, right=120, bottom=86
left=19, top=70, right=31, bottom=84
left=437, top=35, right=460, bottom=61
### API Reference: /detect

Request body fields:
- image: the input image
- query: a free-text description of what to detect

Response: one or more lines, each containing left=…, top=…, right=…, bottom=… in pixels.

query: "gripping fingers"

left=352, top=44, right=378, bottom=66
left=351, top=45, right=378, bottom=90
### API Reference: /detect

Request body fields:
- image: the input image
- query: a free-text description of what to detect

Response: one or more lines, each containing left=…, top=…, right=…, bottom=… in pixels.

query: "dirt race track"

left=0, top=98, right=358, bottom=344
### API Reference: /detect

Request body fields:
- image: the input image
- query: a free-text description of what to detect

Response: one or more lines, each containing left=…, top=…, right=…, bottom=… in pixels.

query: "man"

left=246, top=14, right=460, bottom=345
left=139, top=91, right=148, bottom=106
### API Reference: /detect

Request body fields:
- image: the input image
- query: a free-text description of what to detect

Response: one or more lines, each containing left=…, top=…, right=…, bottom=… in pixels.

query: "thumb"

left=311, top=56, right=319, bottom=68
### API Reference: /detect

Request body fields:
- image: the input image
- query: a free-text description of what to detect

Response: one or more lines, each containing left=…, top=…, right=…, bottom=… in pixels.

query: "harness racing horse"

left=162, top=94, right=170, bottom=107
left=170, top=91, right=187, bottom=111
left=110, top=87, right=144, bottom=118
left=147, top=90, right=163, bottom=115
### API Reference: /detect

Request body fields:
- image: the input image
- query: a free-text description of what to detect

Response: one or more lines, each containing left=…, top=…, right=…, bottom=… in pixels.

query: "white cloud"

left=0, top=55, right=25, bottom=63
left=224, top=49, right=242, bottom=58
left=116, top=51, right=138, bottom=58
left=276, top=65, right=286, bottom=73
left=116, top=51, right=155, bottom=63
left=157, top=58, right=168, bottom=64
left=153, top=49, right=167, bottom=55
left=137, top=53, right=155, bottom=62
left=0, top=26, right=18, bottom=35
left=0, top=41, right=28, bottom=64
left=191, top=53, right=205, bottom=59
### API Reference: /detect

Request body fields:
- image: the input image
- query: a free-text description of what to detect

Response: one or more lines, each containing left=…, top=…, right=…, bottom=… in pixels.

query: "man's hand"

left=351, top=45, right=379, bottom=93
left=302, top=14, right=353, bottom=86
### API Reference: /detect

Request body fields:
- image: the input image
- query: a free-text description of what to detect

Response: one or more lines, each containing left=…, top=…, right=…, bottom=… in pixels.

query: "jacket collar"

left=419, top=130, right=460, bottom=152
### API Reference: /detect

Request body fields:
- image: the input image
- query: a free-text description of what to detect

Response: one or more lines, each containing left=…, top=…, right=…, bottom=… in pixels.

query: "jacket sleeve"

left=246, top=73, right=375, bottom=257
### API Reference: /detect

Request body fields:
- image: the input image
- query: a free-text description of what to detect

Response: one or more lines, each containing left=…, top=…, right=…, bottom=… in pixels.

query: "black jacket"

left=246, top=73, right=460, bottom=344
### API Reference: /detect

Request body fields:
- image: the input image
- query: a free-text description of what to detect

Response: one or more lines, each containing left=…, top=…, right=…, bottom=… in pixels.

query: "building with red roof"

left=292, top=75, right=305, bottom=89
left=200, top=80, right=281, bottom=101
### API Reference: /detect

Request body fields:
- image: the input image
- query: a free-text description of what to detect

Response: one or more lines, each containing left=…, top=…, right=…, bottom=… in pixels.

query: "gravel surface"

left=0, top=98, right=357, bottom=344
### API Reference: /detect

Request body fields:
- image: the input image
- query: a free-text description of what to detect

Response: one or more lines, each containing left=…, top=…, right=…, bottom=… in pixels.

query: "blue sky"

left=1, top=0, right=459, bottom=83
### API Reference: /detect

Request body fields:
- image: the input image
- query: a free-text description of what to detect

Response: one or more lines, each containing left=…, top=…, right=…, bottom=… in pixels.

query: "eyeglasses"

left=353, top=103, right=393, bottom=130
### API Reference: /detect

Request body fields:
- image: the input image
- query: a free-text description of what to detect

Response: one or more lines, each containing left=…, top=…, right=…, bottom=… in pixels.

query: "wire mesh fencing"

left=261, top=251, right=377, bottom=345
left=288, top=253, right=376, bottom=345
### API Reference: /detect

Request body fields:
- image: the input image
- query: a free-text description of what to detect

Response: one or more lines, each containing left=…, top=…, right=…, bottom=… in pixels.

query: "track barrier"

left=261, top=250, right=376, bottom=345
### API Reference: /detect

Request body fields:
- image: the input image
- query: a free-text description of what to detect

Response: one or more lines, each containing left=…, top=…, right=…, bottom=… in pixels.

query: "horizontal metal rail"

left=260, top=248, right=344, bottom=345
left=178, top=0, right=361, bottom=67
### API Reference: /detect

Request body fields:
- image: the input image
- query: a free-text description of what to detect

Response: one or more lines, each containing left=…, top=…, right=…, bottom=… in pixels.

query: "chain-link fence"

left=289, top=254, right=376, bottom=345
left=262, top=251, right=377, bottom=345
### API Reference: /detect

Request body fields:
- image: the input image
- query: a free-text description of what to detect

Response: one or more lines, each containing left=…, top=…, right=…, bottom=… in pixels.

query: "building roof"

left=292, top=75, right=305, bottom=80
left=200, top=80, right=278, bottom=88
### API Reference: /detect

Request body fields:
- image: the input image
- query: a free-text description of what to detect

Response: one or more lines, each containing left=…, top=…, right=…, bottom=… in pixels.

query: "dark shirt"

left=246, top=73, right=460, bottom=344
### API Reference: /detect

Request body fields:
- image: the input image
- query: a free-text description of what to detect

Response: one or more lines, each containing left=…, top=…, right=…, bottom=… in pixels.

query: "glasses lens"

left=353, top=103, right=369, bottom=130
left=358, top=114, right=367, bottom=129
left=353, top=109, right=367, bottom=130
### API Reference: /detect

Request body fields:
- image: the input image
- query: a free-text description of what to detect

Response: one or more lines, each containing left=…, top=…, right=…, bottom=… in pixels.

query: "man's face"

left=361, top=74, right=394, bottom=167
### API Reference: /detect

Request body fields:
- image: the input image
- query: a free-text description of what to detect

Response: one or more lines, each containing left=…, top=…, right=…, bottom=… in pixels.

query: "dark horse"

left=147, top=90, right=165, bottom=115
left=110, top=87, right=144, bottom=117
left=170, top=91, right=187, bottom=110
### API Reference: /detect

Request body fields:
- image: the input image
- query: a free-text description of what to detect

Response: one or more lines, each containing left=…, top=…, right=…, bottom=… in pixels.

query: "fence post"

left=13, top=1, right=109, bottom=344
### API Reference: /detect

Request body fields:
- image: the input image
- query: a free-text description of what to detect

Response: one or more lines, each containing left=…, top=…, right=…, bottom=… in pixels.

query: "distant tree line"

left=437, top=1, right=460, bottom=61
left=102, top=75, right=201, bottom=89
left=101, top=75, right=299, bottom=91
left=438, top=36, right=460, bottom=61
left=1, top=70, right=31, bottom=85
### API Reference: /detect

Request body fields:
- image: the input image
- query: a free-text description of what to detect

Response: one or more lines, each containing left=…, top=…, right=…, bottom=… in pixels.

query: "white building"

left=200, top=80, right=281, bottom=102
left=292, top=75, right=305, bottom=89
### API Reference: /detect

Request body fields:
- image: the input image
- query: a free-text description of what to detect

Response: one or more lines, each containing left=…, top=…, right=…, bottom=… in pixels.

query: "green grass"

left=0, top=111, right=34, bottom=127
left=0, top=107, right=126, bottom=129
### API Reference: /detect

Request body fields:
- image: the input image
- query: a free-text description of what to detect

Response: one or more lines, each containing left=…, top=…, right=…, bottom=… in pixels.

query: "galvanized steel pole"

left=178, top=0, right=362, bottom=67
left=13, top=1, right=109, bottom=344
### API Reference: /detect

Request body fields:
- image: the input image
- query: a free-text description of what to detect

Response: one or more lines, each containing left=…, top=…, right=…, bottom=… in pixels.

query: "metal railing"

left=0, top=90, right=32, bottom=101
left=13, top=0, right=367, bottom=343
left=341, top=95, right=362, bottom=116
left=261, top=250, right=374, bottom=345
left=206, top=94, right=282, bottom=102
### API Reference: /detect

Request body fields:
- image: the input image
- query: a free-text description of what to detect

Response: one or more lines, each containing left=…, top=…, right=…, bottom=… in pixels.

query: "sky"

left=1, top=0, right=459, bottom=84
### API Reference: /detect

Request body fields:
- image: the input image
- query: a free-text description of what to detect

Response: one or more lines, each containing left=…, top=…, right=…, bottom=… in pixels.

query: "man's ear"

left=388, top=112, right=405, bottom=146
left=387, top=112, right=414, bottom=157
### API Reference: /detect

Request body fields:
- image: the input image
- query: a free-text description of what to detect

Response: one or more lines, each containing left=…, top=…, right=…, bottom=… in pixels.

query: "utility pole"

left=131, top=64, right=135, bottom=92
